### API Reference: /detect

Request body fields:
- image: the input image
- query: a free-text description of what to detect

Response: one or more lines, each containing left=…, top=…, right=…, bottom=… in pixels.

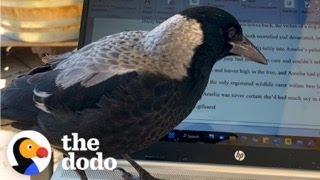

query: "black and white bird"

left=1, top=6, right=267, bottom=180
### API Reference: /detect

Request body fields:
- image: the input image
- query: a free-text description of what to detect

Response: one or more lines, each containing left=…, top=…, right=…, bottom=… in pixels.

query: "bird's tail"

left=1, top=52, right=70, bottom=128
left=1, top=75, right=39, bottom=128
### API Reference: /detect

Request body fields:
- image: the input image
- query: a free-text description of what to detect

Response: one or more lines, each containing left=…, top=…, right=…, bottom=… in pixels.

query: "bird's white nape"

left=143, top=14, right=204, bottom=80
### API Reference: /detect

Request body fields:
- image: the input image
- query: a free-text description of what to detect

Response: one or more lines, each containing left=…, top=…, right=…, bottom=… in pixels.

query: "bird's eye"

left=228, top=27, right=237, bottom=40
left=28, top=145, right=32, bottom=149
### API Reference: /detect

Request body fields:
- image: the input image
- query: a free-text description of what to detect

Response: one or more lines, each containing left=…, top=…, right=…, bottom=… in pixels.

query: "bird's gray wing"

left=32, top=31, right=151, bottom=113
left=1, top=31, right=148, bottom=125
left=54, top=31, right=149, bottom=89
left=35, top=37, right=179, bottom=124
left=4, top=31, right=187, bottom=156
left=41, top=50, right=76, bottom=64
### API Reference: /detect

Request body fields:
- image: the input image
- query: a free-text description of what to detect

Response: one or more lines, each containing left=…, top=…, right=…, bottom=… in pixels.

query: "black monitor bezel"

left=78, top=0, right=90, bottom=48
left=79, top=0, right=320, bottom=171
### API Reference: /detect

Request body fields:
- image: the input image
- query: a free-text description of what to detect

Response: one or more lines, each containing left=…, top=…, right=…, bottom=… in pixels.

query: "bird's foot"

left=114, top=167, right=136, bottom=180
left=114, top=167, right=162, bottom=180
left=75, top=168, right=88, bottom=180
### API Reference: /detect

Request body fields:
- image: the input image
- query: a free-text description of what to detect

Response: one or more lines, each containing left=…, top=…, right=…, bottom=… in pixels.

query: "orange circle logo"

left=7, top=130, right=52, bottom=176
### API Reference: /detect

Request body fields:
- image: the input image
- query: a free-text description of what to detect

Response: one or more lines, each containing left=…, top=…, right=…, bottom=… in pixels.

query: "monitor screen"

left=80, top=0, right=320, bottom=163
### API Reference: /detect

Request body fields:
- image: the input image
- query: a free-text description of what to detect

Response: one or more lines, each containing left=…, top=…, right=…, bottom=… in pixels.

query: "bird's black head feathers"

left=180, top=6, right=242, bottom=58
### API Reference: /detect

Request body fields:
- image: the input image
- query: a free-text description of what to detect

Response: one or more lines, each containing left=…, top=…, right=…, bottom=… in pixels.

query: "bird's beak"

left=229, top=36, right=268, bottom=65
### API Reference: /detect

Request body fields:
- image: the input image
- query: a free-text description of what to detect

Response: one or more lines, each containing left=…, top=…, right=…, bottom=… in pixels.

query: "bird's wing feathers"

left=32, top=31, right=159, bottom=115
left=54, top=31, right=149, bottom=89
left=2, top=31, right=149, bottom=124
left=1, top=61, right=58, bottom=123
left=41, top=49, right=76, bottom=64
left=36, top=71, right=180, bottom=152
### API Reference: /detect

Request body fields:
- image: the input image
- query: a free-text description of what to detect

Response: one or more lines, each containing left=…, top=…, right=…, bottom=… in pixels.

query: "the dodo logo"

left=7, top=130, right=52, bottom=176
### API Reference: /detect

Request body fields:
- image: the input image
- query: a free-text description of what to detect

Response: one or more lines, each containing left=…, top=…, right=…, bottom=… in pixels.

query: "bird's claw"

left=114, top=167, right=137, bottom=180
left=114, top=167, right=162, bottom=180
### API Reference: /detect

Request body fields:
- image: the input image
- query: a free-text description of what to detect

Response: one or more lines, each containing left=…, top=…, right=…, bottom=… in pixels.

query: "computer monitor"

left=79, top=0, right=320, bottom=170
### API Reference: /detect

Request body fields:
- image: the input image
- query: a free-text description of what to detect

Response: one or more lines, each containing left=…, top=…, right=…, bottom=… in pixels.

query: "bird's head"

left=180, top=6, right=267, bottom=65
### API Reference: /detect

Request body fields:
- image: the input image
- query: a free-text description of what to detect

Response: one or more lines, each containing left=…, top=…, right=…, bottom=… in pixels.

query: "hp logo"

left=234, top=150, right=246, bottom=161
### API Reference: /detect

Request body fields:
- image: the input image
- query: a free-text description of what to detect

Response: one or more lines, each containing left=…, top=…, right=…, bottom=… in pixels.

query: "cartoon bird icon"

left=12, top=138, right=48, bottom=176
left=2, top=6, right=267, bottom=180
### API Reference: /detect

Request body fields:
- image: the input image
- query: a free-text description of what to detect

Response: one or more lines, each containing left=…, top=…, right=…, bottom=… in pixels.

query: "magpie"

left=1, top=6, right=267, bottom=180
